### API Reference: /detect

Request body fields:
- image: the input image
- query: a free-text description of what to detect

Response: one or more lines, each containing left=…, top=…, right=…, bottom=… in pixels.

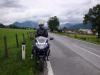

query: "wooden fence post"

left=16, top=33, right=19, bottom=48
left=27, top=32, right=29, bottom=38
left=29, top=32, right=33, bottom=40
left=4, top=36, right=8, bottom=58
left=23, top=33, right=25, bottom=42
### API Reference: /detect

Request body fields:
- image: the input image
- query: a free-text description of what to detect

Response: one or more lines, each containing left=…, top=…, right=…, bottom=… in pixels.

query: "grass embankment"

left=0, top=28, right=38, bottom=75
left=56, top=32, right=100, bottom=45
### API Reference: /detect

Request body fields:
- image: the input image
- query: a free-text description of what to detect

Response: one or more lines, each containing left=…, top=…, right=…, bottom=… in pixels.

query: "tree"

left=0, top=23, right=5, bottom=28
left=8, top=24, right=18, bottom=28
left=83, top=4, right=100, bottom=38
left=48, top=16, right=60, bottom=32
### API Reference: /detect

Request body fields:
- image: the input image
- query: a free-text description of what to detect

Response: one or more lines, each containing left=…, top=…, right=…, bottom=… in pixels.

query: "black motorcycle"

left=32, top=36, right=53, bottom=71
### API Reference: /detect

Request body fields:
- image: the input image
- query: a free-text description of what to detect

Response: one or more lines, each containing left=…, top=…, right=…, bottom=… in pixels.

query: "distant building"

left=79, top=29, right=93, bottom=34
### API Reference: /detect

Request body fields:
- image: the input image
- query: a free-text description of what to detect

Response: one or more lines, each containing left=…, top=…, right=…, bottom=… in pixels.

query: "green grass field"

left=56, top=32, right=100, bottom=45
left=0, top=28, right=38, bottom=75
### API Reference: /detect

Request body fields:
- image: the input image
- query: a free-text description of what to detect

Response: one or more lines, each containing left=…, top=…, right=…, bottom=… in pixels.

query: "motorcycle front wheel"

left=39, top=58, right=45, bottom=71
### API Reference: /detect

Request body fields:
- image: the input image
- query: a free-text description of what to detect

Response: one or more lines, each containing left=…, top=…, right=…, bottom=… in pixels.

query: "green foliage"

left=56, top=32, right=100, bottom=45
left=0, top=23, right=5, bottom=28
left=83, top=4, right=100, bottom=38
left=8, top=24, right=19, bottom=28
left=0, top=28, right=38, bottom=75
left=48, top=16, right=60, bottom=32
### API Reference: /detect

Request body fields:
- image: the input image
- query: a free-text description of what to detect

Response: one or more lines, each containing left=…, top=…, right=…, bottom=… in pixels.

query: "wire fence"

left=0, top=31, right=35, bottom=58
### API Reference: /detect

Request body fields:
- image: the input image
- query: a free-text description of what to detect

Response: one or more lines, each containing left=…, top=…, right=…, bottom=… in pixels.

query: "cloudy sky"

left=0, top=0, right=100, bottom=25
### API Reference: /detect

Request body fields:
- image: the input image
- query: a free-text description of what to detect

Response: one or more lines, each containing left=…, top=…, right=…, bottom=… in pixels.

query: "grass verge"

left=0, top=28, right=38, bottom=75
left=55, top=32, right=100, bottom=45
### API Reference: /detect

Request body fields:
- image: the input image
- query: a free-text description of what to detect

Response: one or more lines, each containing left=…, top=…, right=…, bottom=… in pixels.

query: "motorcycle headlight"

left=36, top=43, right=47, bottom=49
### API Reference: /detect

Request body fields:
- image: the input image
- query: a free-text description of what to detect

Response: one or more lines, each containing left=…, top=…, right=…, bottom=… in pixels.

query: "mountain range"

left=8, top=21, right=92, bottom=30
left=13, top=21, right=38, bottom=28
left=63, top=23, right=92, bottom=30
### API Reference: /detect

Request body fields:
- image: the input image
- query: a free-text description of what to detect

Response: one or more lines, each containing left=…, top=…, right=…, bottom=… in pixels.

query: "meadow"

left=56, top=32, right=100, bottom=45
left=0, top=28, right=38, bottom=75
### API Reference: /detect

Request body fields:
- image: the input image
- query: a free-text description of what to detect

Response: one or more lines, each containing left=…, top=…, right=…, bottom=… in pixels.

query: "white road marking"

left=57, top=35, right=100, bottom=58
left=68, top=43, right=100, bottom=69
left=75, top=38, right=100, bottom=46
left=47, top=61, right=54, bottom=75
left=73, top=44, right=100, bottom=58
left=54, top=36, right=100, bottom=69
left=50, top=33, right=100, bottom=69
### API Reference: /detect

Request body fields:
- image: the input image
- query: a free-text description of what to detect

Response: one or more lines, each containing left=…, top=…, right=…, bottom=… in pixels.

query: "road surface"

left=48, top=33, right=100, bottom=75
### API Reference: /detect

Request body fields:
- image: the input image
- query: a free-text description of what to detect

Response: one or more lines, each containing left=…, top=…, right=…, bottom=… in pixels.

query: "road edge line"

left=47, top=61, right=54, bottom=75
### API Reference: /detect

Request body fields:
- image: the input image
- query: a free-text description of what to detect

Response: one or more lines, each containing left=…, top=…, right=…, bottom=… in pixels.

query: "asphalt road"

left=49, top=33, right=100, bottom=75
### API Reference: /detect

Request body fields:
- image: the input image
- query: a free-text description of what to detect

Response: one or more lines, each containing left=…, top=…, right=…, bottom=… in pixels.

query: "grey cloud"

left=0, top=0, right=22, bottom=8
left=0, top=0, right=100, bottom=25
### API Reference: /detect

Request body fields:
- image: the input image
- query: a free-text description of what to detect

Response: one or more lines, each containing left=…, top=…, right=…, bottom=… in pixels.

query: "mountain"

left=63, top=23, right=92, bottom=30
left=0, top=23, right=5, bottom=28
left=69, top=23, right=92, bottom=29
left=63, top=23, right=76, bottom=28
left=13, top=21, right=38, bottom=28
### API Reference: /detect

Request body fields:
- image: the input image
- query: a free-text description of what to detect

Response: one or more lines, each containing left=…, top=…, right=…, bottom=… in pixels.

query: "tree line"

left=48, top=4, right=100, bottom=38
left=0, top=23, right=19, bottom=28
left=0, top=23, right=30, bottom=29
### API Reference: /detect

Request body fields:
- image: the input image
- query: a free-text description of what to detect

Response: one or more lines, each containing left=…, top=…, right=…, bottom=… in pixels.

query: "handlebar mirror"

left=50, top=37, right=54, bottom=40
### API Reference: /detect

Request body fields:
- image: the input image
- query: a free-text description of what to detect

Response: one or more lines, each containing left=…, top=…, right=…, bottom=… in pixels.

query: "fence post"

left=4, top=36, right=8, bottom=58
left=16, top=33, right=19, bottom=48
left=23, top=33, right=25, bottom=43
left=29, top=32, right=33, bottom=40
left=27, top=32, right=29, bottom=38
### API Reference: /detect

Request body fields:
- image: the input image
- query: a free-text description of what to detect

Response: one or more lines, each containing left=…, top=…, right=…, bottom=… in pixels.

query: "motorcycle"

left=32, top=36, right=53, bottom=71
